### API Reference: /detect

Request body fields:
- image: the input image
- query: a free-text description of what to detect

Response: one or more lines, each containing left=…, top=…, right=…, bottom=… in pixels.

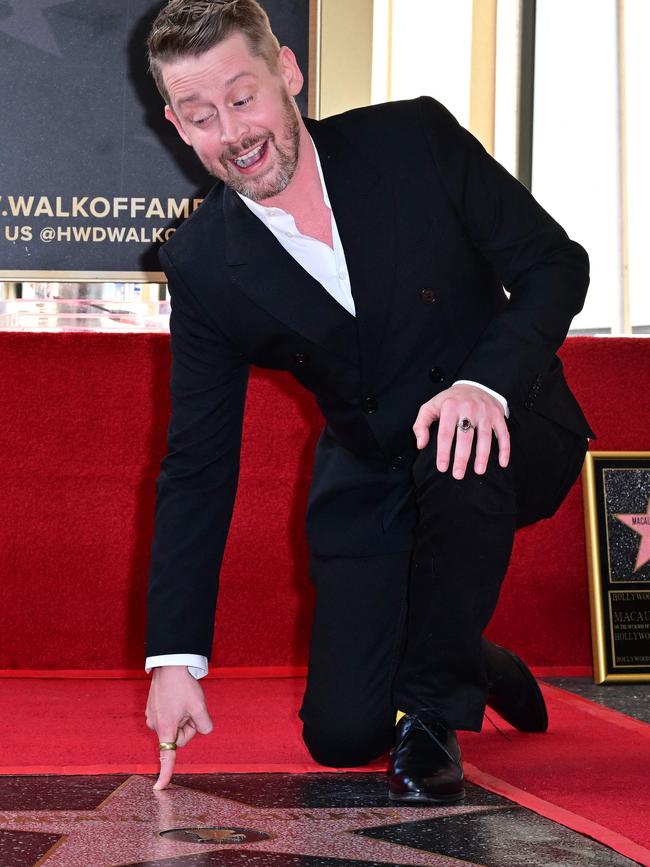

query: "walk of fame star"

left=0, top=774, right=509, bottom=866
left=614, top=497, right=650, bottom=572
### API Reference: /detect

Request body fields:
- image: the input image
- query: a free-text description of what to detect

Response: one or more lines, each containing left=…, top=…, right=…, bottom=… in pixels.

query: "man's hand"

left=145, top=665, right=213, bottom=790
left=412, top=383, right=509, bottom=479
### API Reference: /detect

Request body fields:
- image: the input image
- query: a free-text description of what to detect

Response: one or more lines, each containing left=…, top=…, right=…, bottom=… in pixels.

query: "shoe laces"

left=483, top=709, right=512, bottom=742
left=397, top=712, right=462, bottom=768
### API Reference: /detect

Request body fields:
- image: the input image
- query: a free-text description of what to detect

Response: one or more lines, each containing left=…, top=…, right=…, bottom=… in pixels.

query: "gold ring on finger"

left=158, top=742, right=177, bottom=751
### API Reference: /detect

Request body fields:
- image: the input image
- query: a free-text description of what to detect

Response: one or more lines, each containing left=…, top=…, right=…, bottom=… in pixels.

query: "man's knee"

left=301, top=714, right=394, bottom=768
left=412, top=431, right=516, bottom=519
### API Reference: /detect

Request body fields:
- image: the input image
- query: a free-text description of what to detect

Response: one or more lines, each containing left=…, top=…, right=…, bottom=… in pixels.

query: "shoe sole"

left=487, top=643, right=548, bottom=733
left=388, top=788, right=465, bottom=806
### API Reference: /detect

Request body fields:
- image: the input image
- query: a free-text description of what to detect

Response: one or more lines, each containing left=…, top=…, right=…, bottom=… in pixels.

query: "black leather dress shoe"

left=388, top=712, right=464, bottom=804
left=483, top=638, right=548, bottom=733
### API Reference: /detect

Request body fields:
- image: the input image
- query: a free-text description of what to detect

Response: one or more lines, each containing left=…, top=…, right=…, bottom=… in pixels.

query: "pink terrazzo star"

left=614, top=497, right=650, bottom=572
left=0, top=774, right=507, bottom=866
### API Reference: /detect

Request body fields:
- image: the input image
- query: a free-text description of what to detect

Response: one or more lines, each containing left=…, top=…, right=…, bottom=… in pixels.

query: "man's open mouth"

left=231, top=140, right=268, bottom=171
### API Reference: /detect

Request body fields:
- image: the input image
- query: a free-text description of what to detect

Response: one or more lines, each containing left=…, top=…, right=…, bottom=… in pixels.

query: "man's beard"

left=208, top=90, right=300, bottom=201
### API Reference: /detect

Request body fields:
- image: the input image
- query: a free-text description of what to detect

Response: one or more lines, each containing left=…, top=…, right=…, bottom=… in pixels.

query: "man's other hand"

left=413, top=383, right=509, bottom=479
left=145, top=665, right=213, bottom=790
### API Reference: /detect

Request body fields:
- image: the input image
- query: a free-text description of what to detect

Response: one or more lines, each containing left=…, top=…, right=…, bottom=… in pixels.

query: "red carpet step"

left=1, top=335, right=649, bottom=671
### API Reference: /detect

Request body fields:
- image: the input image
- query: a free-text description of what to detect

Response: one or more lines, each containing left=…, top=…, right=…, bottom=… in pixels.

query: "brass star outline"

left=0, top=774, right=507, bottom=866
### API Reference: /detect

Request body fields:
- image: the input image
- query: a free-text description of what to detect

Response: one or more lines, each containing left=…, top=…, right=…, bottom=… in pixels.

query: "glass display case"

left=0, top=281, right=169, bottom=332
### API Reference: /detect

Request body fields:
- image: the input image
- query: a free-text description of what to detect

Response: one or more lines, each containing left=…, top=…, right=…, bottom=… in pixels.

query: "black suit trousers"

left=300, top=408, right=587, bottom=767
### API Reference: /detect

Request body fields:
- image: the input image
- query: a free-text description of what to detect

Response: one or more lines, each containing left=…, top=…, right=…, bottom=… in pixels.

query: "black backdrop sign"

left=0, top=0, right=312, bottom=280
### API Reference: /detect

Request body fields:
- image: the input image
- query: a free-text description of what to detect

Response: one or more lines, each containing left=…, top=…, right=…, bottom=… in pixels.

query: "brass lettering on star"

left=160, top=826, right=271, bottom=844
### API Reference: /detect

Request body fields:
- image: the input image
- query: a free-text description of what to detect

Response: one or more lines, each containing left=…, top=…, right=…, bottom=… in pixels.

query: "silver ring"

left=457, top=417, right=476, bottom=432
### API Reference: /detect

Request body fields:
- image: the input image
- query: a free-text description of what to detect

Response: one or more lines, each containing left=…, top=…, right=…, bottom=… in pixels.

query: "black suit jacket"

left=146, top=97, right=593, bottom=660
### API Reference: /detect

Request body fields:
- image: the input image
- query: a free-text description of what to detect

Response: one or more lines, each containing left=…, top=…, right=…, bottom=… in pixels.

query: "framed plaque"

left=582, top=452, right=650, bottom=683
left=0, top=0, right=318, bottom=283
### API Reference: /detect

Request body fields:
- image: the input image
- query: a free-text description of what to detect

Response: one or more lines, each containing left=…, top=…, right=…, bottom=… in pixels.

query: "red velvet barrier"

left=0, top=334, right=647, bottom=670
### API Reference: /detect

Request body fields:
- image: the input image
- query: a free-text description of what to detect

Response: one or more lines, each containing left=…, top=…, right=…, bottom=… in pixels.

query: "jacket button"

left=524, top=399, right=534, bottom=410
left=293, top=352, right=308, bottom=365
left=362, top=396, right=378, bottom=414
left=391, top=454, right=405, bottom=470
left=429, top=366, right=445, bottom=383
left=420, top=288, right=436, bottom=304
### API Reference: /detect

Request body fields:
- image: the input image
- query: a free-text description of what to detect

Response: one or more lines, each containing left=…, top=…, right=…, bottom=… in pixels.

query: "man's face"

left=161, top=33, right=303, bottom=201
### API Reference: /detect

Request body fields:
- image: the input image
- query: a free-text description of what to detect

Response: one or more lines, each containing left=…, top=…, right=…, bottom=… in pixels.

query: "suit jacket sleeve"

left=417, top=96, right=590, bottom=406
left=146, top=246, right=249, bottom=660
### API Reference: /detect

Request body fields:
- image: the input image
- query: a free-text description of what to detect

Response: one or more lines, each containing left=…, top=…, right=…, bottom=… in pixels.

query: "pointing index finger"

left=154, top=736, right=178, bottom=791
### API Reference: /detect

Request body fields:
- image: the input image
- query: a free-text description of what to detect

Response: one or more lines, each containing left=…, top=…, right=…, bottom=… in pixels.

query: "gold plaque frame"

left=582, top=451, right=650, bottom=683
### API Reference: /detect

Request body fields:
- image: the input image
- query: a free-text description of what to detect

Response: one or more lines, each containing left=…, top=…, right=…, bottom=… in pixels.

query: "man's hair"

left=147, top=0, right=281, bottom=103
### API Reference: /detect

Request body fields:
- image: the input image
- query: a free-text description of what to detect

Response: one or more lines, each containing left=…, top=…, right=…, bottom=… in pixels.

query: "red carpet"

left=461, top=683, right=650, bottom=865
left=1, top=675, right=648, bottom=864
left=2, top=334, right=649, bottom=671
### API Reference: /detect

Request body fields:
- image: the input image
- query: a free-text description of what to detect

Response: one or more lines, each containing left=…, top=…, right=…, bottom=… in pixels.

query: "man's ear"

left=277, top=45, right=304, bottom=97
left=164, top=105, right=192, bottom=146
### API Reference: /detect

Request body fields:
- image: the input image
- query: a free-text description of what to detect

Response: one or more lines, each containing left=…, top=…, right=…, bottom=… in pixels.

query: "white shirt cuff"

left=145, top=654, right=208, bottom=680
left=454, top=380, right=509, bottom=417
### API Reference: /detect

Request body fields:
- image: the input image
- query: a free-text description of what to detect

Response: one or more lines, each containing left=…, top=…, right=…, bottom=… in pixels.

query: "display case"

left=0, top=281, right=169, bottom=332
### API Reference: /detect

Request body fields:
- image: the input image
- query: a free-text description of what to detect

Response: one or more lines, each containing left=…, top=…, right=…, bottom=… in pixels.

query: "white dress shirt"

left=146, top=135, right=507, bottom=680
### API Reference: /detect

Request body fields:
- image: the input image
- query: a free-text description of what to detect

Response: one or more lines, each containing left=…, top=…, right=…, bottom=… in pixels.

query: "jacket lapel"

left=222, top=185, right=358, bottom=366
left=221, top=114, right=397, bottom=384
left=306, top=117, right=397, bottom=397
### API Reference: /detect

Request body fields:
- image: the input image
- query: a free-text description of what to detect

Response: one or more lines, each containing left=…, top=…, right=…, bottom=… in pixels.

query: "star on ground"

left=0, top=774, right=507, bottom=866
